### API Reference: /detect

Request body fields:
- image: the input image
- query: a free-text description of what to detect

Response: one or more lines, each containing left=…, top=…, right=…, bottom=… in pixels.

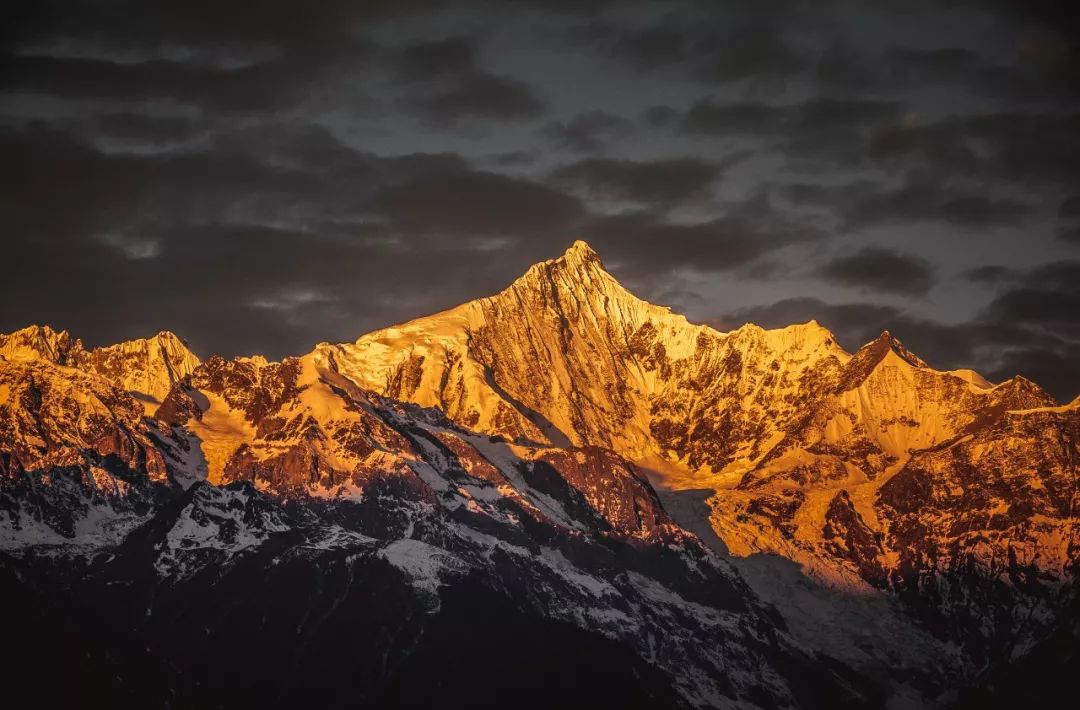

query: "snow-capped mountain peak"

left=1, top=240, right=1076, bottom=709
left=0, top=326, right=200, bottom=404
left=83, top=330, right=201, bottom=402
left=0, top=324, right=83, bottom=365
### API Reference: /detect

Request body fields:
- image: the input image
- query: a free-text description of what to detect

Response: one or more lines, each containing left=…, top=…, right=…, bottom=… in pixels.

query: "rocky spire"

left=560, top=239, right=603, bottom=268
left=836, top=330, right=930, bottom=391
left=873, top=330, right=929, bottom=368
left=513, top=239, right=608, bottom=290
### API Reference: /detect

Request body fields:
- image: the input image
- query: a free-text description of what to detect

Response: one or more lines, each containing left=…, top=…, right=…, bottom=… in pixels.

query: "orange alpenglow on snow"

left=1, top=240, right=1076, bottom=708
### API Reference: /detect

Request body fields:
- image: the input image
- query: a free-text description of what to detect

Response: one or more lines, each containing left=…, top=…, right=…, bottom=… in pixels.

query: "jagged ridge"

left=0, top=239, right=1076, bottom=708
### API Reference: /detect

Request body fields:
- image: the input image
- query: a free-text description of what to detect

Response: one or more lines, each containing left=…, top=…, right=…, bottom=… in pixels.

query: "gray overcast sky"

left=3, top=0, right=1080, bottom=399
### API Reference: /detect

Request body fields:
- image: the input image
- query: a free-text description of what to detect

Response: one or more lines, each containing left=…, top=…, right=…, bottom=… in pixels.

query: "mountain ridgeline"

left=1, top=241, right=1076, bottom=709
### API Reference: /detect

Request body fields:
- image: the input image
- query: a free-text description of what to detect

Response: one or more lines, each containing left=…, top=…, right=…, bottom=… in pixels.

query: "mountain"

left=0, top=324, right=200, bottom=403
left=319, top=242, right=1051, bottom=482
left=0, top=331, right=874, bottom=710
left=1, top=240, right=1077, bottom=708
left=315, top=241, right=1076, bottom=656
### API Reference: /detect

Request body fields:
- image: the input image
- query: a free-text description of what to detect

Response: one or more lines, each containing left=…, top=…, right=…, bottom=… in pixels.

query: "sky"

left=2, top=0, right=1079, bottom=400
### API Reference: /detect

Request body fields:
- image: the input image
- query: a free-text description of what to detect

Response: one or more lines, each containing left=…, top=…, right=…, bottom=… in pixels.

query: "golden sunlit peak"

left=517, top=239, right=607, bottom=285
left=566, top=239, right=599, bottom=257
left=558, top=239, right=603, bottom=267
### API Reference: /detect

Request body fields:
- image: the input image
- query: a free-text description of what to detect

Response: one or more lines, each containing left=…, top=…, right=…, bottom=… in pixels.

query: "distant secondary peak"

left=871, top=330, right=928, bottom=369
left=836, top=329, right=930, bottom=391
left=4, top=324, right=70, bottom=345
left=0, top=324, right=83, bottom=365
left=994, top=374, right=1058, bottom=408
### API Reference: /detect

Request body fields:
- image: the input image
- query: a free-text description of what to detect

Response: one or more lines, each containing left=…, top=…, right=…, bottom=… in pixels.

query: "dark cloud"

left=886, top=47, right=983, bottom=84
left=590, top=0, right=1079, bottom=103
left=1057, top=195, right=1080, bottom=243
left=1061, top=195, right=1080, bottom=218
left=537, top=111, right=631, bottom=152
left=984, top=287, right=1080, bottom=339
left=813, top=41, right=878, bottom=91
left=867, top=111, right=1080, bottom=186
left=0, top=119, right=585, bottom=355
left=818, top=42, right=1080, bottom=104
left=486, top=150, right=537, bottom=166
left=393, top=36, right=546, bottom=125
left=371, top=170, right=584, bottom=238
left=658, top=97, right=1078, bottom=194
left=817, top=247, right=936, bottom=296
left=983, top=261, right=1080, bottom=337
left=695, top=25, right=801, bottom=84
left=848, top=185, right=1034, bottom=230
left=549, top=157, right=722, bottom=206
left=413, top=72, right=545, bottom=124
left=977, top=276, right=1080, bottom=400
left=677, top=97, right=903, bottom=141
left=4, top=0, right=430, bottom=51
left=585, top=210, right=826, bottom=284
left=396, top=37, right=477, bottom=82
left=0, top=125, right=586, bottom=356
left=0, top=114, right=807, bottom=358
left=1, top=0, right=380, bottom=116
left=4, top=6, right=544, bottom=129
left=0, top=123, right=331, bottom=245
left=0, top=117, right=586, bottom=243
left=594, top=10, right=807, bottom=85
left=93, top=112, right=206, bottom=145
left=667, top=97, right=908, bottom=166
left=963, top=265, right=1020, bottom=284
left=1, top=0, right=1076, bottom=398
left=0, top=219, right=554, bottom=359
left=784, top=175, right=1036, bottom=230
left=0, top=50, right=349, bottom=113
left=609, top=23, right=688, bottom=69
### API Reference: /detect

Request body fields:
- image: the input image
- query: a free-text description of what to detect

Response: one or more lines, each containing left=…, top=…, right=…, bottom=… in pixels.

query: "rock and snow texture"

left=315, top=244, right=1075, bottom=589
left=0, top=336, right=871, bottom=709
left=309, top=240, right=1077, bottom=670
left=0, top=240, right=1077, bottom=708
left=0, top=325, right=200, bottom=404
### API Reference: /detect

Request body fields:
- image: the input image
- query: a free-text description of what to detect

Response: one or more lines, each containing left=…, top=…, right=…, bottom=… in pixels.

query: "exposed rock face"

left=0, top=240, right=1076, bottom=708
left=528, top=446, right=676, bottom=539
left=0, top=357, right=176, bottom=483
left=0, top=355, right=191, bottom=549
left=877, top=403, right=1080, bottom=662
left=822, top=490, right=888, bottom=587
